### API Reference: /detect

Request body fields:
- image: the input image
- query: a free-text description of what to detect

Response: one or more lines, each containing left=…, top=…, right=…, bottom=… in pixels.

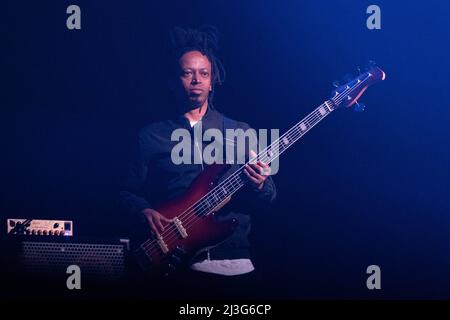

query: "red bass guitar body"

left=133, top=163, right=238, bottom=276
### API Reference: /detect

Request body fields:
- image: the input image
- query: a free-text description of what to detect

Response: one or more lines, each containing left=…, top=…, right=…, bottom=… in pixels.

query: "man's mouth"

left=189, top=89, right=203, bottom=94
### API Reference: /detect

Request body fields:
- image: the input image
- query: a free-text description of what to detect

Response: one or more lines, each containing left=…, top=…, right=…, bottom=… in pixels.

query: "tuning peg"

left=354, top=101, right=365, bottom=112
left=332, top=80, right=340, bottom=88
left=357, top=66, right=362, bottom=75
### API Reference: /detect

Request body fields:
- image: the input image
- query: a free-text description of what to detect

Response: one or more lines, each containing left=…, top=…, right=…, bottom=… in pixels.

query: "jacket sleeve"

left=119, top=132, right=154, bottom=216
left=246, top=175, right=277, bottom=204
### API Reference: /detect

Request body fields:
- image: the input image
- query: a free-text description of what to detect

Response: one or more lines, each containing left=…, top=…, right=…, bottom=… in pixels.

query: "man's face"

left=176, top=50, right=212, bottom=109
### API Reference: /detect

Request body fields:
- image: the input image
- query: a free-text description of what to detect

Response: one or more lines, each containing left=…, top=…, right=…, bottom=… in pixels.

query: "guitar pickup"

left=173, top=217, right=188, bottom=238
left=156, top=234, right=169, bottom=253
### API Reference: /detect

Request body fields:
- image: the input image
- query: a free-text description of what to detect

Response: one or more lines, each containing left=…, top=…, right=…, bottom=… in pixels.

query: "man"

left=119, top=26, right=276, bottom=298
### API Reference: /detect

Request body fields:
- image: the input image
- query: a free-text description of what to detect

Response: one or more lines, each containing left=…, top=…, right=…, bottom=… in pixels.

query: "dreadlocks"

left=169, top=25, right=226, bottom=108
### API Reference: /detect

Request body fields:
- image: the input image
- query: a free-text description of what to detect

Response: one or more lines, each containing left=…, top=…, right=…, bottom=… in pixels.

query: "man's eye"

left=201, top=72, right=209, bottom=77
left=183, top=71, right=192, bottom=76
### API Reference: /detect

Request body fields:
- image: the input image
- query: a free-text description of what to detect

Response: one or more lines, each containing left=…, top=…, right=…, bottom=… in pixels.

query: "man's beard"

left=176, top=93, right=208, bottom=113
left=189, top=94, right=206, bottom=108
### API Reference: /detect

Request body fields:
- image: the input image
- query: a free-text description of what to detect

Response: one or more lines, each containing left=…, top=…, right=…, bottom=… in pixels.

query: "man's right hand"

left=142, top=208, right=173, bottom=235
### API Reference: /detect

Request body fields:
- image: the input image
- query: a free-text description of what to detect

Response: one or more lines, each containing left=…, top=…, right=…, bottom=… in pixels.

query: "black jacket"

left=119, top=108, right=276, bottom=261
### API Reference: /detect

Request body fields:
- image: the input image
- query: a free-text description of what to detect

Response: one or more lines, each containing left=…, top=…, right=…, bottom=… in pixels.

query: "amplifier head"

left=7, top=219, right=73, bottom=236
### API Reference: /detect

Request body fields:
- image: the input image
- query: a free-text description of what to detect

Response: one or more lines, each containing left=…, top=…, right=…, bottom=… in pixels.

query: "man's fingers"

left=244, top=168, right=261, bottom=184
left=160, top=215, right=173, bottom=223
left=155, top=213, right=174, bottom=233
left=258, top=161, right=269, bottom=168
left=249, top=150, right=258, bottom=164
left=155, top=217, right=165, bottom=232
left=248, top=162, right=268, bottom=176
left=245, top=164, right=259, bottom=177
left=257, top=162, right=271, bottom=175
left=249, top=150, right=270, bottom=171
left=148, top=219, right=159, bottom=235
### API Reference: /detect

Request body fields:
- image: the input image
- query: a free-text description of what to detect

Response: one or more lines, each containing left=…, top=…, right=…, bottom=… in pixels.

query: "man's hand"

left=244, top=150, right=271, bottom=190
left=142, top=208, right=173, bottom=235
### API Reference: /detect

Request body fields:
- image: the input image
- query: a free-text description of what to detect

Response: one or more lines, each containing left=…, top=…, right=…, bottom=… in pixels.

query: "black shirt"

left=119, top=107, right=276, bottom=261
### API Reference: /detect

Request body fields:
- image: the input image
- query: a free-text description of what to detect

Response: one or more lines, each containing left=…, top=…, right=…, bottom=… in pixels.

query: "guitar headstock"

left=330, top=64, right=386, bottom=110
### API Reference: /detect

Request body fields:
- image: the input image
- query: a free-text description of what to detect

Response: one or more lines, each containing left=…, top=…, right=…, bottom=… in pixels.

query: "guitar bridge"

left=134, top=246, right=153, bottom=270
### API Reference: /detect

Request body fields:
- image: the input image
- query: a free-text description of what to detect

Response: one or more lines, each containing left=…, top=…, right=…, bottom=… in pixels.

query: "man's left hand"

left=244, top=150, right=271, bottom=190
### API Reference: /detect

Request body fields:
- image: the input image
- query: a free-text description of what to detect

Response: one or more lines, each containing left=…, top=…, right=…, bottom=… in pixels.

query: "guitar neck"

left=200, top=100, right=335, bottom=212
left=257, top=100, right=335, bottom=165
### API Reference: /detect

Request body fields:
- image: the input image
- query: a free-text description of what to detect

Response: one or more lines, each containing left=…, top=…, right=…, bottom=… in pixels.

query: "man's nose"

left=191, top=72, right=201, bottom=84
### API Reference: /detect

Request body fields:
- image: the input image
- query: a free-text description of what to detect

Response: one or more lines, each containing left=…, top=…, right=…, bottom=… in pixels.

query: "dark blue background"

left=2, top=0, right=449, bottom=298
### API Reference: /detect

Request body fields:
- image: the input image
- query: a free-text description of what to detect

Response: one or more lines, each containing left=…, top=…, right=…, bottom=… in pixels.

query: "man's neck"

left=183, top=100, right=209, bottom=123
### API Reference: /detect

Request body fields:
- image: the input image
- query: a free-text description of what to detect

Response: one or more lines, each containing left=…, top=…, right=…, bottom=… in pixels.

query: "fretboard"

left=197, top=100, right=335, bottom=215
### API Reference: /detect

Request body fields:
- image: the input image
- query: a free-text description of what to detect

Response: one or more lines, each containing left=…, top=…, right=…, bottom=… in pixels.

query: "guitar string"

left=140, top=107, right=327, bottom=258
left=142, top=105, right=330, bottom=255
left=140, top=73, right=372, bottom=257
left=139, top=107, right=328, bottom=258
left=140, top=73, right=372, bottom=256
